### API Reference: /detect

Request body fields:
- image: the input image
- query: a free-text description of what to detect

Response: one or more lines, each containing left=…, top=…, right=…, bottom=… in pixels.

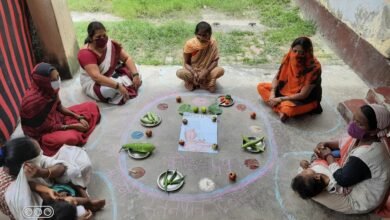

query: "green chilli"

left=170, top=176, right=185, bottom=185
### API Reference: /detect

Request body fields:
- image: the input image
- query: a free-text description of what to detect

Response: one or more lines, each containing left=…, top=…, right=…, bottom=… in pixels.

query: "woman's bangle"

left=132, top=73, right=139, bottom=78
left=115, top=82, right=120, bottom=89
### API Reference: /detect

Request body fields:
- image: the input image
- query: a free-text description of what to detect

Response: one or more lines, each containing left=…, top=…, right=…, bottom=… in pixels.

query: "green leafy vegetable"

left=178, top=104, right=192, bottom=115
left=208, top=103, right=223, bottom=115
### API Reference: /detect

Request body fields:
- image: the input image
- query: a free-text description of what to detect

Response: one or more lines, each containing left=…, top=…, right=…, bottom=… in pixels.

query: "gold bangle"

left=115, top=82, right=120, bottom=89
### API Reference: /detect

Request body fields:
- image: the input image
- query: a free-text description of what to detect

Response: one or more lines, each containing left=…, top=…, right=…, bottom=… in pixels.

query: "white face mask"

left=51, top=77, right=61, bottom=90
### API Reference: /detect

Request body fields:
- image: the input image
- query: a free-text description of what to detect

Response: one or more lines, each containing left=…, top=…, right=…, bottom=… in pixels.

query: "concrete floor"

left=6, top=55, right=381, bottom=220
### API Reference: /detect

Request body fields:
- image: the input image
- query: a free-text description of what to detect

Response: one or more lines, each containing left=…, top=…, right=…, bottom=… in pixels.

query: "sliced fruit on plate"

left=219, top=95, right=233, bottom=105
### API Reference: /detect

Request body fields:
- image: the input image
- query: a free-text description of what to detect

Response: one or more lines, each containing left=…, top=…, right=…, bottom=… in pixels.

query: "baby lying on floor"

left=291, top=152, right=344, bottom=199
left=30, top=182, right=105, bottom=219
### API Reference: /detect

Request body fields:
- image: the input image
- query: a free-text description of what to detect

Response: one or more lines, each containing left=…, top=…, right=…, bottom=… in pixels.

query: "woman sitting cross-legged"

left=292, top=104, right=390, bottom=215
left=176, top=21, right=224, bottom=93
left=257, top=37, right=322, bottom=122
left=20, top=63, right=100, bottom=156
left=77, top=21, right=142, bottom=105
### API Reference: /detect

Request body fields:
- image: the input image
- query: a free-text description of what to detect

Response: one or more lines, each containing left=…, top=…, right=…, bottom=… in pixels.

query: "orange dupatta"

left=276, top=50, right=322, bottom=99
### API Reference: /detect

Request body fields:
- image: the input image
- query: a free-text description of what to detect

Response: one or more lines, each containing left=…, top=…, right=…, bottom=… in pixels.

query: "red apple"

left=228, top=172, right=237, bottom=181
left=250, top=112, right=256, bottom=119
left=145, top=129, right=152, bottom=137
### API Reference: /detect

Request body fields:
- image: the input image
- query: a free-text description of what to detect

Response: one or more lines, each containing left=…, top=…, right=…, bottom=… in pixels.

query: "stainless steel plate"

left=157, top=170, right=185, bottom=192
left=217, top=95, right=234, bottom=107
left=127, top=149, right=151, bottom=159
left=140, top=113, right=162, bottom=127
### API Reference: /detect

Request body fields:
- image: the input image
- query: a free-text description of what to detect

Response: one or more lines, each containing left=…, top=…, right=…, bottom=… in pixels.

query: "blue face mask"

left=51, top=77, right=61, bottom=90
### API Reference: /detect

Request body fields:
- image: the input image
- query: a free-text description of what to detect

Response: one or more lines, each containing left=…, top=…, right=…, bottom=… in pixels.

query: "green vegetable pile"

left=162, top=169, right=185, bottom=192
left=121, top=142, right=156, bottom=153
left=208, top=103, right=222, bottom=115
left=178, top=103, right=222, bottom=115
left=140, top=112, right=159, bottom=124
left=242, top=136, right=265, bottom=153
left=178, top=104, right=192, bottom=115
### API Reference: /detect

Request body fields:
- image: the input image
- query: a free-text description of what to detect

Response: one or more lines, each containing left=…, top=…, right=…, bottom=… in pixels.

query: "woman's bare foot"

left=279, top=112, right=288, bottom=123
left=85, top=199, right=106, bottom=212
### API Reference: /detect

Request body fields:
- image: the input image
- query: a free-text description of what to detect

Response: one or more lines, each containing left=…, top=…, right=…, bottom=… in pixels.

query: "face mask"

left=51, top=77, right=61, bottom=90
left=95, top=37, right=108, bottom=48
left=348, top=122, right=367, bottom=139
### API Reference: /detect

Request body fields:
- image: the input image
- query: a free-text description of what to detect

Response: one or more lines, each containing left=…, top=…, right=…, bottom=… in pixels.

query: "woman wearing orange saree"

left=257, top=37, right=322, bottom=122
left=176, top=21, right=224, bottom=93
